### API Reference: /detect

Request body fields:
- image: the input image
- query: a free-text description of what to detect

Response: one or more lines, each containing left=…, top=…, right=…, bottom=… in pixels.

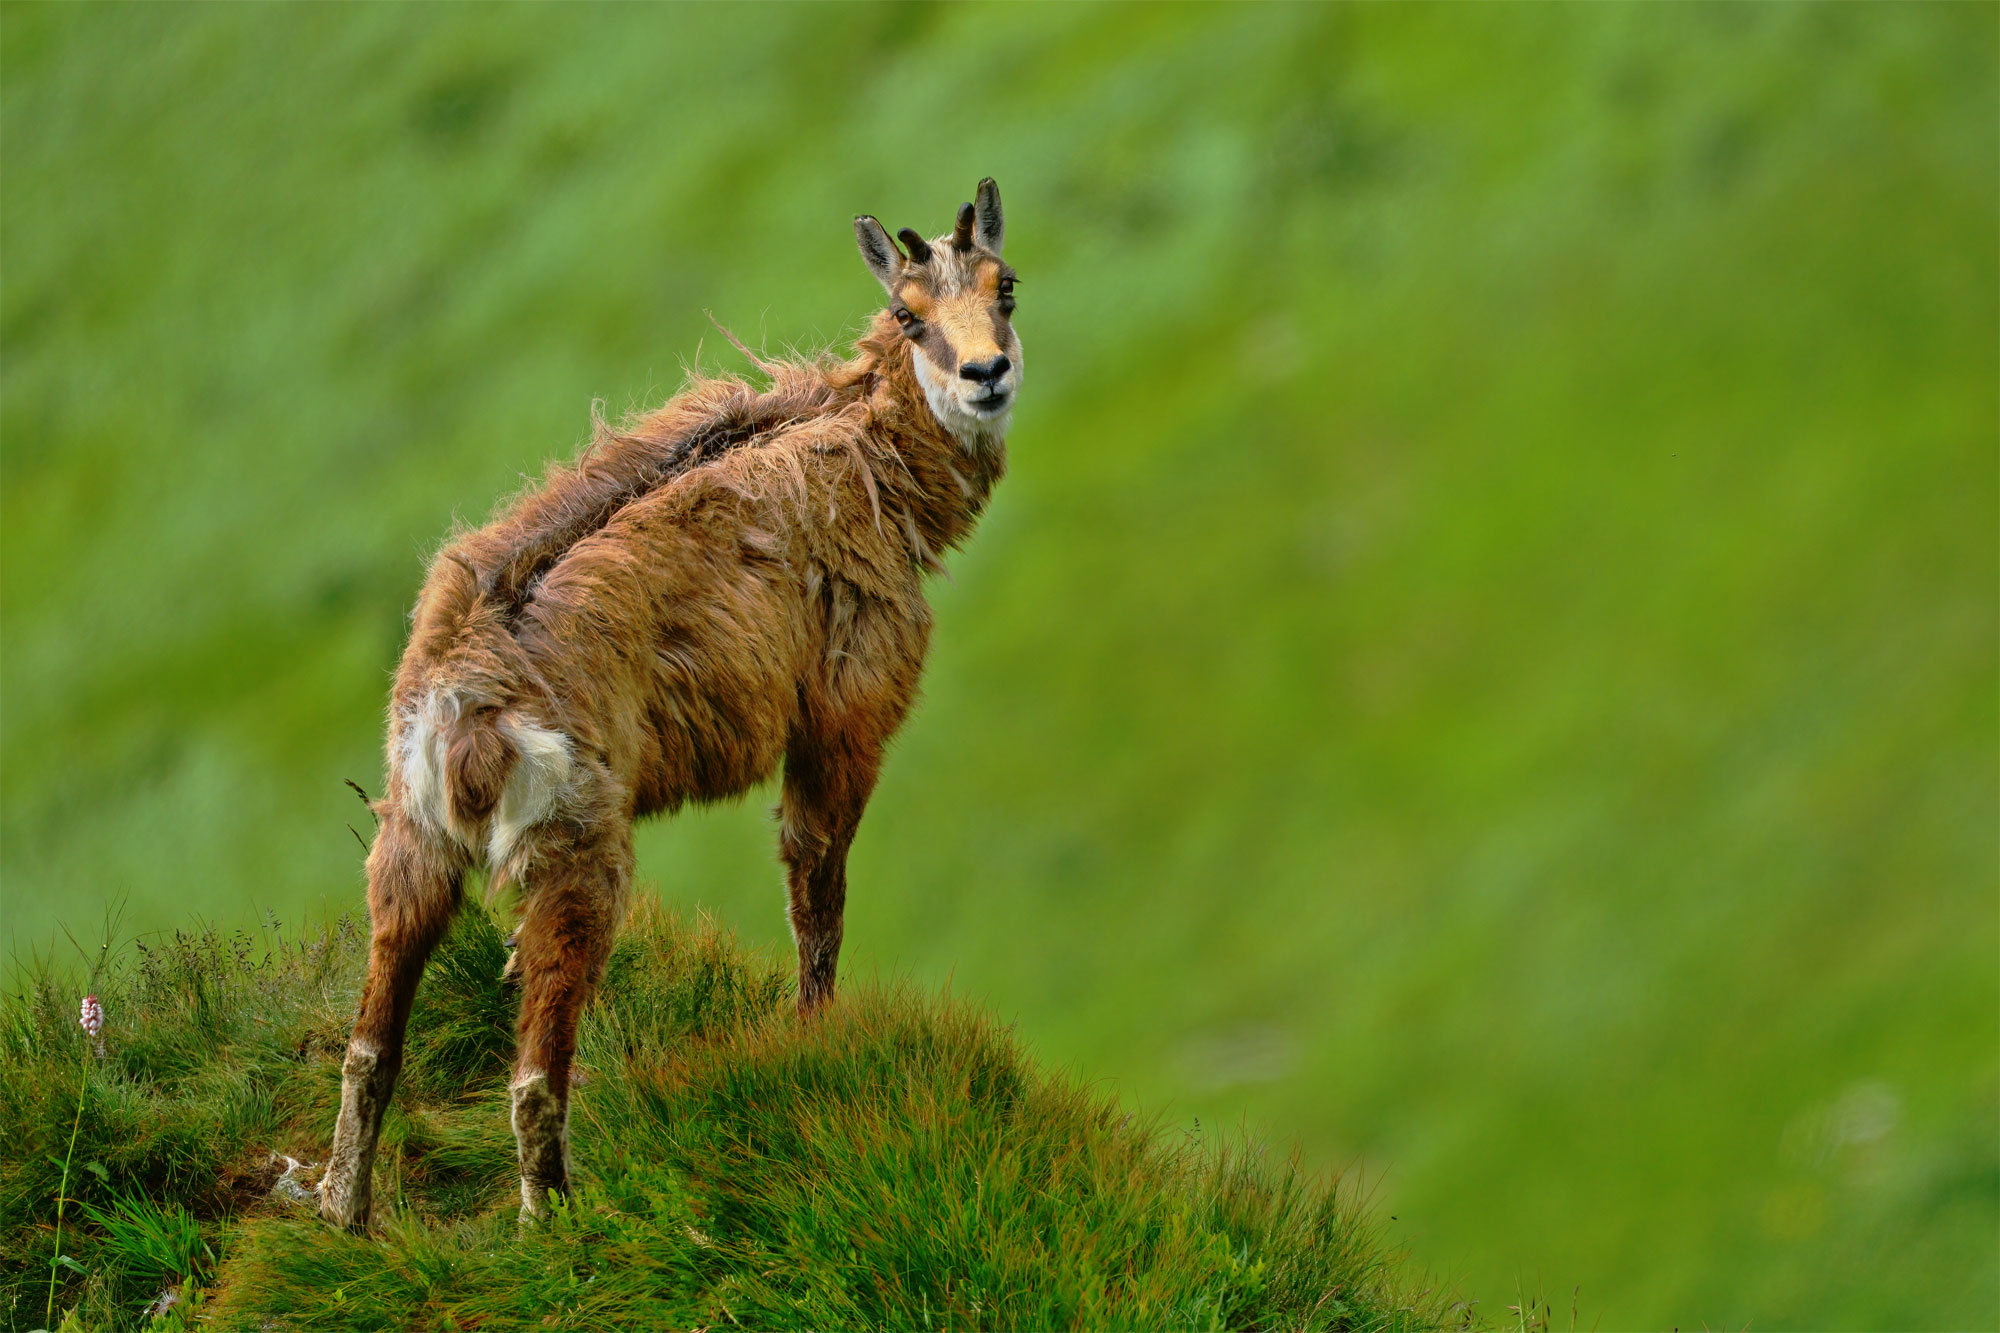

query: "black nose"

left=959, top=355, right=1011, bottom=384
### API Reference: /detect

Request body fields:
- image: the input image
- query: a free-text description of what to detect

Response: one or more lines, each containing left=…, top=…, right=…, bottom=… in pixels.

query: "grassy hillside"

left=2, top=4, right=1994, bottom=1328
left=3, top=905, right=1447, bottom=1331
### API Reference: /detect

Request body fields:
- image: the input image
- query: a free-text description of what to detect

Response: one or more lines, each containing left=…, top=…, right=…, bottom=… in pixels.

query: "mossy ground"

left=3, top=904, right=1458, bottom=1331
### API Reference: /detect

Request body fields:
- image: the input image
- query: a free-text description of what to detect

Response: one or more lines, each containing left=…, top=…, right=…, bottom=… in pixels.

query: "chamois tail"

left=445, top=708, right=515, bottom=828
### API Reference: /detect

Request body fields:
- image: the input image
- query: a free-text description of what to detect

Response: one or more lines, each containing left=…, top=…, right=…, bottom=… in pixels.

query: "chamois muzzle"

left=959, top=355, right=1011, bottom=384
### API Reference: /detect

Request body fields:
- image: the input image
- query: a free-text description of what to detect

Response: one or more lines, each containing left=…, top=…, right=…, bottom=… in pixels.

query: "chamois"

left=319, top=181, right=1022, bottom=1228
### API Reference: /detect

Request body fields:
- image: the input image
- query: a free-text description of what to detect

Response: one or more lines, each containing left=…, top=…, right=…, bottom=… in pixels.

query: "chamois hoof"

left=517, top=1178, right=569, bottom=1224
left=316, top=1185, right=372, bottom=1234
left=795, top=985, right=836, bottom=1022
left=316, top=1158, right=372, bottom=1232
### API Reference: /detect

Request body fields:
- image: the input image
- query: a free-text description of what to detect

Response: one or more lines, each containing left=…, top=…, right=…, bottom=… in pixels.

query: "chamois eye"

left=894, top=308, right=916, bottom=330
left=999, top=279, right=1015, bottom=299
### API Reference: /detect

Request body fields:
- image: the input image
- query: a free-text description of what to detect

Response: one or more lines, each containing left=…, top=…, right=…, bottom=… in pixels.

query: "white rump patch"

left=398, top=689, right=456, bottom=836
left=488, top=713, right=575, bottom=868
left=398, top=687, right=576, bottom=865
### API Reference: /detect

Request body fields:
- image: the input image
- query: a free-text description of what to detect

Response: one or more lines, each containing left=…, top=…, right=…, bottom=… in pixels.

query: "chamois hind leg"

left=508, top=822, right=629, bottom=1219
left=321, top=813, right=465, bottom=1231
left=779, top=727, right=884, bottom=1018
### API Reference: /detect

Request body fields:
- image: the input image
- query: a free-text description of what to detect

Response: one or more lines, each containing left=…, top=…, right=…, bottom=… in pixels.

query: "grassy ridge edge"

left=3, top=902, right=1456, bottom=1331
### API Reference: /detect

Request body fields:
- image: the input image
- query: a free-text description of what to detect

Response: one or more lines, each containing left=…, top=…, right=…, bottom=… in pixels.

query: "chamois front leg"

left=321, top=815, right=464, bottom=1231
left=508, top=823, right=628, bottom=1220
left=779, top=729, right=884, bottom=1018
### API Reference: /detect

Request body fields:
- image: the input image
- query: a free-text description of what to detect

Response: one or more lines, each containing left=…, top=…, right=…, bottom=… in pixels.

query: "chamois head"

left=855, top=178, right=1021, bottom=443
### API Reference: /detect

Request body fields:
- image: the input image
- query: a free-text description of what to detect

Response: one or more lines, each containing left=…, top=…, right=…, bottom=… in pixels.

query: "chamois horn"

left=951, top=201, right=976, bottom=251
left=897, top=227, right=933, bottom=264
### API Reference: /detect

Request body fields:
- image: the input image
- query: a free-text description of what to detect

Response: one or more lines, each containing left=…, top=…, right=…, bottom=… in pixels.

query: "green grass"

left=2, top=4, right=1994, bottom=1327
left=2, top=904, right=1447, bottom=1331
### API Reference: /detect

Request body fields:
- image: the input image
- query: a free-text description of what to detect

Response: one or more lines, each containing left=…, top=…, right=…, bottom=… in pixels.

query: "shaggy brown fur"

left=320, top=181, right=1021, bottom=1229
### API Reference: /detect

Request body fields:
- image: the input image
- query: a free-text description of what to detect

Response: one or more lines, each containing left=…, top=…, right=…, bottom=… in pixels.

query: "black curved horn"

left=951, top=202, right=975, bottom=251
left=897, top=228, right=933, bottom=264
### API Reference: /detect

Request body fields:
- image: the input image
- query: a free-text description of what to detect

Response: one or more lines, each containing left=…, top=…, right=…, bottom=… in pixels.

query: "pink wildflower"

left=79, top=994, right=105, bottom=1058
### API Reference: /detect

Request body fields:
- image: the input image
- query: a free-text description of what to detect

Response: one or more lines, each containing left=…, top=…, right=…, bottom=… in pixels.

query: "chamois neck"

left=854, top=324, right=1006, bottom=563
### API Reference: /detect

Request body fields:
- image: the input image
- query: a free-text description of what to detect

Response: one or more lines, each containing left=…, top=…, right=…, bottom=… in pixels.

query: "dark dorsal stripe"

left=477, top=385, right=809, bottom=618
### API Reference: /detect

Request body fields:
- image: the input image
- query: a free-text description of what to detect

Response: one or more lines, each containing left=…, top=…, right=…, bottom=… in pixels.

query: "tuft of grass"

left=75, top=1192, right=213, bottom=1306
left=3, top=900, right=1459, bottom=1331
left=399, top=906, right=514, bottom=1099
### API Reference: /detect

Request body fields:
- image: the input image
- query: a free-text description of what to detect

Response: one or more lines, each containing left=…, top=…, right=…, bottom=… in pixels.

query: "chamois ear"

left=854, top=215, right=903, bottom=292
left=973, top=177, right=1004, bottom=254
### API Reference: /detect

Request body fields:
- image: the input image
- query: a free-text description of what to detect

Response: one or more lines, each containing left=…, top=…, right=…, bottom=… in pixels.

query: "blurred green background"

left=3, top=3, right=1994, bottom=1327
